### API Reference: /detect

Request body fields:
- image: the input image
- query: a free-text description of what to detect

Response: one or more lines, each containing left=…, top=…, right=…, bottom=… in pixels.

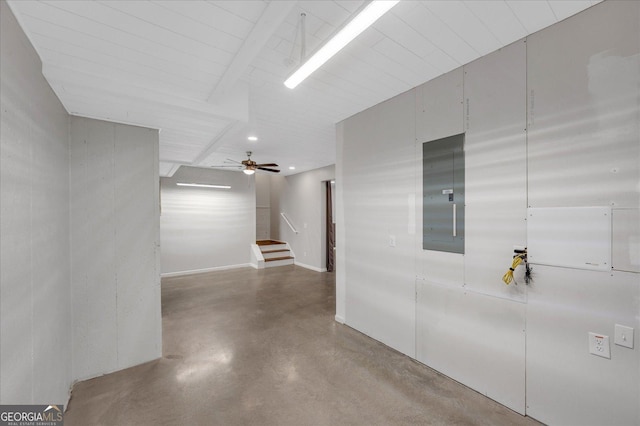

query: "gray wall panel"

left=70, top=116, right=161, bottom=381
left=0, top=0, right=71, bottom=405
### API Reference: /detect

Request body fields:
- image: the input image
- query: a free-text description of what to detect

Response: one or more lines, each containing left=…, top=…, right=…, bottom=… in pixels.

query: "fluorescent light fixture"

left=176, top=183, right=231, bottom=189
left=284, top=0, right=399, bottom=89
left=248, top=136, right=258, bottom=141
left=243, top=169, right=255, bottom=175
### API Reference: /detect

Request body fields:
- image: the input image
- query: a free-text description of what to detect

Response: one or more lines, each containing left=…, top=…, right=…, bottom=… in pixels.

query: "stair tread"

left=262, top=249, right=290, bottom=254
left=256, top=240, right=285, bottom=246
left=265, top=256, right=294, bottom=262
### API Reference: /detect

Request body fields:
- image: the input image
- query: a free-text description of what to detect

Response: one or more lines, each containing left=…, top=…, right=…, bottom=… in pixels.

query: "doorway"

left=325, top=180, right=336, bottom=272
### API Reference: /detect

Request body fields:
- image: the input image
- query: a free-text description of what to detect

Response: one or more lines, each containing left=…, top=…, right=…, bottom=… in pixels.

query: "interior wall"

left=70, top=116, right=161, bottom=381
left=160, top=166, right=255, bottom=275
left=524, top=2, right=639, bottom=424
left=0, top=0, right=72, bottom=404
left=339, top=91, right=417, bottom=357
left=337, top=1, right=639, bottom=424
left=255, top=173, right=271, bottom=240
left=279, top=165, right=335, bottom=272
left=269, top=175, right=285, bottom=240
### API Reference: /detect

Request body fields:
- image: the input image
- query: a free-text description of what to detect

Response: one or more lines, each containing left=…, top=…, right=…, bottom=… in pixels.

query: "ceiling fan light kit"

left=284, top=0, right=400, bottom=89
left=212, top=151, right=280, bottom=175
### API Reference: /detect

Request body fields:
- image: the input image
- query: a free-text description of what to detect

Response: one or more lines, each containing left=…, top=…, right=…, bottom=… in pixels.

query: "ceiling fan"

left=212, top=151, right=280, bottom=175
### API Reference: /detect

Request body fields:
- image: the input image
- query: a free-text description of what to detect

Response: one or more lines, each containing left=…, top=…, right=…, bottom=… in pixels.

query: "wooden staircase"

left=256, top=240, right=294, bottom=268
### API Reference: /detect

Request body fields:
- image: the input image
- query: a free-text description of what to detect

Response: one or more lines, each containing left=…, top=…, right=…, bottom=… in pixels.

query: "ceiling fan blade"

left=256, top=163, right=278, bottom=167
left=257, top=167, right=280, bottom=173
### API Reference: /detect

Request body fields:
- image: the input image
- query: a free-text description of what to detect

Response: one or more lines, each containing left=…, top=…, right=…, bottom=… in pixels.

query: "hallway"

left=65, top=266, right=539, bottom=425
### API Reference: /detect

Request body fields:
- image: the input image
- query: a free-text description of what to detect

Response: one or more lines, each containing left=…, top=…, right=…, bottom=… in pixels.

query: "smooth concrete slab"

left=65, top=266, right=540, bottom=426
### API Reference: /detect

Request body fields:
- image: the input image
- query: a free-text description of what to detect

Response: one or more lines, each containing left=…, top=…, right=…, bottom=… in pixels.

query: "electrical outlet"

left=588, top=332, right=611, bottom=359
left=614, top=324, right=634, bottom=349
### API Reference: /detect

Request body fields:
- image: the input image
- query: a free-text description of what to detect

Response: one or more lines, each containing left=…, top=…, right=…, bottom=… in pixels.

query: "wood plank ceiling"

left=7, top=0, right=601, bottom=176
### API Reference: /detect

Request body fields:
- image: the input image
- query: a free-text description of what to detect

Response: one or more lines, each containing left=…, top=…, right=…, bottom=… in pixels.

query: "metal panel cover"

left=423, top=134, right=465, bottom=253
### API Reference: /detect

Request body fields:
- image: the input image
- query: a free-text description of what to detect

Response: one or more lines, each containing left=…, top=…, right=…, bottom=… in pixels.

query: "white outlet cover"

left=588, top=332, right=611, bottom=359
left=614, top=324, right=634, bottom=349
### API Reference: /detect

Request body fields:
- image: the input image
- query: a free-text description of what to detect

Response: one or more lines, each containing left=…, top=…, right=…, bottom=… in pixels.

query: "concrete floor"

left=65, top=266, right=541, bottom=425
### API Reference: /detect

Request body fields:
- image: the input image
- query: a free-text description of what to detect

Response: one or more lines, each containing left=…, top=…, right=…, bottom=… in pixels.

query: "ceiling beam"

left=190, top=121, right=239, bottom=166
left=206, top=0, right=297, bottom=103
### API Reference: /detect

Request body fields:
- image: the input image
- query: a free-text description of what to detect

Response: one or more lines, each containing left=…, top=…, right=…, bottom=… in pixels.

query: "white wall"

left=279, top=165, right=335, bottom=272
left=339, top=91, right=417, bottom=356
left=269, top=175, right=285, bottom=240
left=0, top=0, right=72, bottom=404
left=70, top=116, right=161, bottom=381
left=255, top=173, right=271, bottom=240
left=524, top=3, right=639, bottom=424
left=3, top=0, right=166, bottom=403
left=160, top=166, right=255, bottom=275
left=337, top=1, right=639, bottom=424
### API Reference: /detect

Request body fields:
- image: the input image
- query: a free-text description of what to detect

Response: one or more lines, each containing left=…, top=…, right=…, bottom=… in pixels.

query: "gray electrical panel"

left=423, top=134, right=465, bottom=253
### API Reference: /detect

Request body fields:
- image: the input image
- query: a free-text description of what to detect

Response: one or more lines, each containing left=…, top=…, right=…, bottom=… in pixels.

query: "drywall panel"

left=416, top=280, right=526, bottom=414
left=527, top=207, right=612, bottom=272
left=114, top=124, right=161, bottom=370
left=255, top=173, right=271, bottom=207
left=612, top=208, right=640, bottom=273
left=335, top=123, right=346, bottom=323
left=160, top=166, right=255, bottom=274
left=342, top=89, right=416, bottom=356
left=526, top=266, right=639, bottom=426
left=1, top=0, right=71, bottom=404
left=415, top=68, right=465, bottom=285
left=463, top=41, right=528, bottom=301
left=70, top=117, right=161, bottom=380
left=269, top=175, right=285, bottom=240
left=279, top=165, right=334, bottom=271
left=415, top=67, right=464, bottom=143
left=527, top=0, right=640, bottom=210
left=525, top=2, right=640, bottom=424
left=256, top=173, right=271, bottom=240
left=70, top=118, right=118, bottom=380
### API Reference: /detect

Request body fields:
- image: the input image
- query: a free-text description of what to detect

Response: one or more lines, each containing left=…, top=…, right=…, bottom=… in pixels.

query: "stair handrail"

left=281, top=212, right=299, bottom=234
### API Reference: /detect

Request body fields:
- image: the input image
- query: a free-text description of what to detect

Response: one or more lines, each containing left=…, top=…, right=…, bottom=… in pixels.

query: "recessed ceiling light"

left=289, top=166, right=296, bottom=170
left=248, top=136, right=258, bottom=141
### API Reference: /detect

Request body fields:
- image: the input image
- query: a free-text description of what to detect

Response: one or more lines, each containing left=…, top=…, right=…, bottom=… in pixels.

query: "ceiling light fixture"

left=243, top=169, right=256, bottom=175
left=177, top=183, right=231, bottom=189
left=289, top=166, right=296, bottom=170
left=284, top=0, right=399, bottom=89
left=248, top=136, right=258, bottom=141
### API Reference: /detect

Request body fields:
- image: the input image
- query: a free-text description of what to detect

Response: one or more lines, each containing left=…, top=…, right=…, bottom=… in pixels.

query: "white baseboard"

left=161, top=263, right=250, bottom=278
left=293, top=261, right=327, bottom=273
left=334, top=315, right=345, bottom=324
